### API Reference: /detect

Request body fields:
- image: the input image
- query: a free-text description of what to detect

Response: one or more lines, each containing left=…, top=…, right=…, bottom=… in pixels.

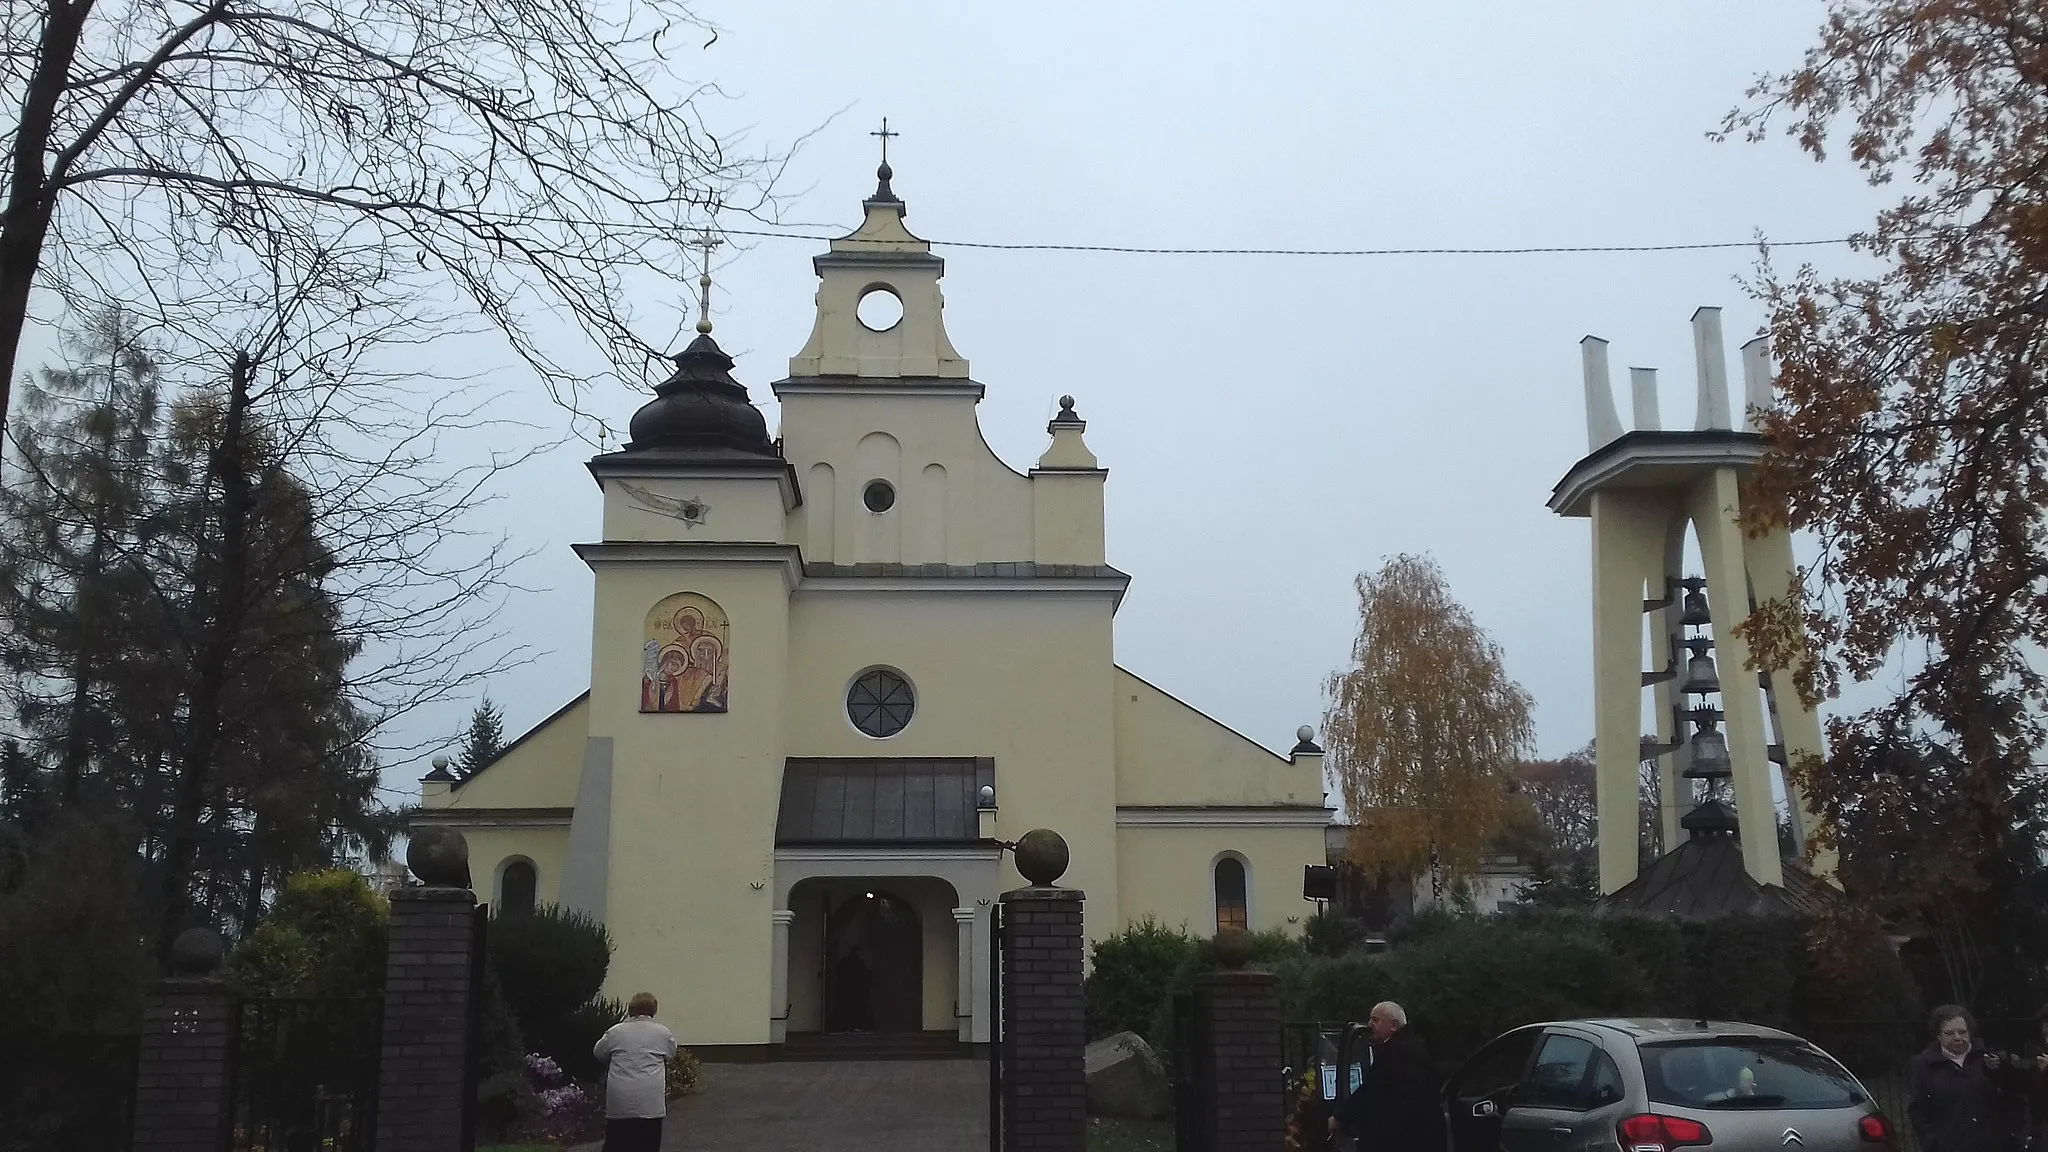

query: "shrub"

left=1303, top=910, right=1367, bottom=957
left=228, top=868, right=387, bottom=998
left=487, top=903, right=619, bottom=1081
left=1274, top=917, right=1656, bottom=1074
left=666, top=1047, right=703, bottom=1099
left=1084, top=917, right=1202, bottom=1044
left=549, top=996, right=627, bottom=1083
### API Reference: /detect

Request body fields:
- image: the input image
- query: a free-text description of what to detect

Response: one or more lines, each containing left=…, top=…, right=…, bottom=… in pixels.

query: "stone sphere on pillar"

left=1213, top=927, right=1255, bottom=970
left=168, top=926, right=226, bottom=975
left=407, top=826, right=472, bottom=889
left=1014, top=828, right=1069, bottom=887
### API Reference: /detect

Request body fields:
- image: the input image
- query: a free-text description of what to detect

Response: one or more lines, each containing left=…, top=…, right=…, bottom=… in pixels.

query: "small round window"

left=847, top=668, right=915, bottom=738
left=862, top=479, right=896, bottom=513
left=856, top=287, right=904, bottom=332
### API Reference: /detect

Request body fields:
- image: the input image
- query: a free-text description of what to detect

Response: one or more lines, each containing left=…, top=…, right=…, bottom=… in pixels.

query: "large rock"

left=1085, top=1031, right=1169, bottom=1120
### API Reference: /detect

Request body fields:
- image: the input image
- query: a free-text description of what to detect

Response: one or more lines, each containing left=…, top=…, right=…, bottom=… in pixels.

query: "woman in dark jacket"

left=1908, top=1005, right=2008, bottom=1152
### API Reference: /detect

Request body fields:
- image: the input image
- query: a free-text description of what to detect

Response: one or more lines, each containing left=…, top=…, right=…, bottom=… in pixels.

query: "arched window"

left=1214, top=855, right=1248, bottom=933
left=500, top=859, right=537, bottom=917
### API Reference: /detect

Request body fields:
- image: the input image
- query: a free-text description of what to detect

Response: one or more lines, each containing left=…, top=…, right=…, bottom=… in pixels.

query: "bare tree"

left=1, top=0, right=783, bottom=439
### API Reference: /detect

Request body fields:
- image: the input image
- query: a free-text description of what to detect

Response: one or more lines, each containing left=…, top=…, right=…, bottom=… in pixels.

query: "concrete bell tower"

left=1547, top=308, right=1837, bottom=895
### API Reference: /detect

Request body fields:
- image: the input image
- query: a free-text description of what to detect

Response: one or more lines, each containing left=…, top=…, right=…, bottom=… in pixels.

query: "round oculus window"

left=856, top=287, right=904, bottom=332
left=847, top=668, right=915, bottom=738
left=862, top=479, right=896, bottom=513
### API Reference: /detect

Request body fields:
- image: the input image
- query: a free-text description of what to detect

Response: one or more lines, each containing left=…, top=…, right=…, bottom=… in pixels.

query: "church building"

left=413, top=161, right=1333, bottom=1057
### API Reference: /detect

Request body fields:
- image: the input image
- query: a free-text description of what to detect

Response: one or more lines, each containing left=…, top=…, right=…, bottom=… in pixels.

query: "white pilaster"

left=953, top=907, right=977, bottom=1043
left=770, top=908, right=795, bottom=1044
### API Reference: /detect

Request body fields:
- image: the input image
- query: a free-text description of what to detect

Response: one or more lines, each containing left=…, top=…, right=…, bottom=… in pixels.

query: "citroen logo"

left=1782, top=1129, right=1805, bottom=1146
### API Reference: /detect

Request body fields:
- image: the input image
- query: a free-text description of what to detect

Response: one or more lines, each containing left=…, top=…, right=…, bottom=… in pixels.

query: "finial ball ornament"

left=408, top=826, right=472, bottom=888
left=1014, top=828, right=1070, bottom=886
left=1297, top=725, right=1315, bottom=744
left=1213, top=927, right=1255, bottom=970
left=169, top=926, right=227, bottom=975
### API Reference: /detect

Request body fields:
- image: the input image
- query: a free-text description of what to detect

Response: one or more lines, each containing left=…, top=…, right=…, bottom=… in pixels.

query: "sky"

left=387, top=1, right=1905, bottom=793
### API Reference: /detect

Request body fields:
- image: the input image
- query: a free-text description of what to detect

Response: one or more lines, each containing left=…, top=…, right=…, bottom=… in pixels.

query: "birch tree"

left=1324, top=553, right=1535, bottom=900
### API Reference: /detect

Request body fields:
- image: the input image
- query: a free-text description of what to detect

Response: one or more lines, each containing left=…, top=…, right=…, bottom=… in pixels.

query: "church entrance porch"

left=771, top=845, right=1000, bottom=1048
left=782, top=874, right=965, bottom=1044
left=821, top=887, right=922, bottom=1033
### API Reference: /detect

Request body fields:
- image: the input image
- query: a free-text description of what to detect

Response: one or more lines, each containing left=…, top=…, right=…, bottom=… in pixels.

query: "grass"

left=1085, top=1116, right=1175, bottom=1152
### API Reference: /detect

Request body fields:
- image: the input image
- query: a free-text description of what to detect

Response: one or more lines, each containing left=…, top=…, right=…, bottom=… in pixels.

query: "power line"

left=714, top=226, right=1862, bottom=258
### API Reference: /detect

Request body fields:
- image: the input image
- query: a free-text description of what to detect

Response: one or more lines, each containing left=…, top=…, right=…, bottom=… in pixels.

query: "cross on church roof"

left=871, top=117, right=899, bottom=166
left=690, top=228, right=721, bottom=334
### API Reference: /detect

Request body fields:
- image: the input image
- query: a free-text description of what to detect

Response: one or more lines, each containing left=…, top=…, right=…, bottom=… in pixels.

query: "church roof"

left=1596, top=834, right=1838, bottom=920
left=623, top=331, right=779, bottom=457
left=775, top=758, right=995, bottom=846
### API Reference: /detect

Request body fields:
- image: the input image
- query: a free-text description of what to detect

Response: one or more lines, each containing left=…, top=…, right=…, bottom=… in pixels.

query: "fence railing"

left=229, top=996, right=383, bottom=1152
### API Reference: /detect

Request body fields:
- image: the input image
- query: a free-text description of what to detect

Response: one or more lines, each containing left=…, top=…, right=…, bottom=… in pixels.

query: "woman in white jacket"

left=593, top=992, right=677, bottom=1152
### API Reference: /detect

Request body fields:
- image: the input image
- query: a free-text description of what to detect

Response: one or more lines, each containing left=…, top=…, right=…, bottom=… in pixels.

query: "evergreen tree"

left=457, top=698, right=507, bottom=779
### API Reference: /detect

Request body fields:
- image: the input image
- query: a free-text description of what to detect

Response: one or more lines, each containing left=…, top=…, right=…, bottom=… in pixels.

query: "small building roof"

left=1597, top=835, right=1837, bottom=920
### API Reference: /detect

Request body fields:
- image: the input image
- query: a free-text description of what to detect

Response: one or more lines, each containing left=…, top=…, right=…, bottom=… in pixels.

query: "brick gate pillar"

left=375, top=827, right=483, bottom=1152
left=1192, top=931, right=1284, bottom=1152
left=1000, top=829, right=1086, bottom=1152
left=132, top=928, right=236, bottom=1152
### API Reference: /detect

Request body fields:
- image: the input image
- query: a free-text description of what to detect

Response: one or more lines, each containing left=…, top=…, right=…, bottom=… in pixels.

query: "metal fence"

left=229, top=996, right=383, bottom=1152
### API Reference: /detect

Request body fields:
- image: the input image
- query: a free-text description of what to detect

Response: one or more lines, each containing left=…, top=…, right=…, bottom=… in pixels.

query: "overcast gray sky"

left=392, top=2, right=1901, bottom=792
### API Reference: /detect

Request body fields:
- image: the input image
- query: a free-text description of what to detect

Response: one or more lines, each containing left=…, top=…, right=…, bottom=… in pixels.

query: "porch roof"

left=775, top=757, right=995, bottom=846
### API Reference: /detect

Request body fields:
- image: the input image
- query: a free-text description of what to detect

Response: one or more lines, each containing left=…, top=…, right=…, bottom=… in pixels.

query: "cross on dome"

left=690, top=228, right=722, bottom=335
left=868, top=117, right=901, bottom=203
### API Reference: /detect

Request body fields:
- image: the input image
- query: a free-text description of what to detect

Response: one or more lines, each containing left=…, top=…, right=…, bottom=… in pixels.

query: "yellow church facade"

left=413, top=164, right=1331, bottom=1056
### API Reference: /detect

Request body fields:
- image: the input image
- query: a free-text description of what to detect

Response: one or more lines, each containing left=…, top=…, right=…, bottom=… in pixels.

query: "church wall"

left=425, top=695, right=589, bottom=811
left=1115, top=826, right=1323, bottom=937
left=600, top=476, right=788, bottom=544
left=468, top=828, right=570, bottom=912
left=784, top=589, right=1121, bottom=939
left=1112, top=668, right=1319, bottom=807
left=776, top=392, right=1033, bottom=566
left=1030, top=472, right=1106, bottom=566
left=586, top=559, right=791, bottom=1048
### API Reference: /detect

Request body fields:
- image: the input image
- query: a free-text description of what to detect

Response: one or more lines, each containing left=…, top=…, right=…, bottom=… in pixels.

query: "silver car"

left=1441, top=1019, right=1895, bottom=1152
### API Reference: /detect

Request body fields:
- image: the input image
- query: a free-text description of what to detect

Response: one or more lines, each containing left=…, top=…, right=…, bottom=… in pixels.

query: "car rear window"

left=1639, top=1039, right=1866, bottom=1110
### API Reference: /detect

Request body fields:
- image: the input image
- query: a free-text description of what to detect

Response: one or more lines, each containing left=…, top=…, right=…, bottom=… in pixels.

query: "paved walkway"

left=583, top=1059, right=991, bottom=1152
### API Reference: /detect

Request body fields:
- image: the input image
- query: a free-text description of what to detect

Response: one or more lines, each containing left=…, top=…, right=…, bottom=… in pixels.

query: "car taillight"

left=1859, top=1114, right=1893, bottom=1144
left=1618, top=1114, right=1713, bottom=1152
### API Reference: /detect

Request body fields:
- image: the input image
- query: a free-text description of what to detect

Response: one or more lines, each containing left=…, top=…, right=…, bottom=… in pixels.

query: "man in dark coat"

left=1908, top=1005, right=2008, bottom=1152
left=1327, top=1002, right=1446, bottom=1152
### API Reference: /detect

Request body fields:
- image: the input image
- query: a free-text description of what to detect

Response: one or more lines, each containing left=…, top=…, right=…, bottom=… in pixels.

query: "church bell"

left=1679, top=587, right=1712, bottom=627
left=1685, top=721, right=1732, bottom=778
left=1681, top=639, right=1720, bottom=695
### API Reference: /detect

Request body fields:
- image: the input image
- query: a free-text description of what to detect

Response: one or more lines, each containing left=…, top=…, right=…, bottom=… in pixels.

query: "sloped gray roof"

left=775, top=758, right=995, bottom=845
left=1598, top=834, right=1838, bottom=920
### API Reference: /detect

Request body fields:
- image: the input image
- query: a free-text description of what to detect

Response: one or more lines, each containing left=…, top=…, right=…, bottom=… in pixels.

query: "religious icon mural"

left=640, top=592, right=730, bottom=713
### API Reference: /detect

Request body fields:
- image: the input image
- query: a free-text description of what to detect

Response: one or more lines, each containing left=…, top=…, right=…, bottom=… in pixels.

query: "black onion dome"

left=625, top=332, right=774, bottom=454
